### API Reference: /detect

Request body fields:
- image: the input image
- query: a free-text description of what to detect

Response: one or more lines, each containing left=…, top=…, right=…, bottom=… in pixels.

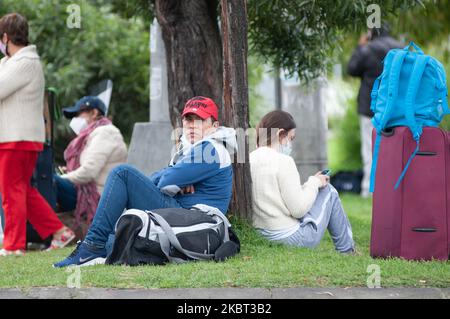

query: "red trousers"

left=0, top=150, right=63, bottom=250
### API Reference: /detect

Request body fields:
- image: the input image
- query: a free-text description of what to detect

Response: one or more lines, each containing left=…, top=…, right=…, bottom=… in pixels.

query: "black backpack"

left=105, top=205, right=240, bottom=266
left=330, top=170, right=363, bottom=194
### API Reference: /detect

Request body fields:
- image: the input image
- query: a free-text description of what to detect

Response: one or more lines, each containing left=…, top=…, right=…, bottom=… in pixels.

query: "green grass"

left=0, top=194, right=449, bottom=289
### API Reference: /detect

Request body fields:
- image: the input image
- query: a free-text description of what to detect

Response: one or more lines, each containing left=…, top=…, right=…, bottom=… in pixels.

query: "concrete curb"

left=0, top=287, right=449, bottom=299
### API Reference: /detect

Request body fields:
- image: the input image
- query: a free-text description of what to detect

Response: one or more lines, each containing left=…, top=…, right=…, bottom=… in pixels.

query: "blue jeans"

left=84, top=164, right=182, bottom=249
left=54, top=174, right=77, bottom=212
left=259, top=185, right=355, bottom=253
left=282, top=185, right=354, bottom=252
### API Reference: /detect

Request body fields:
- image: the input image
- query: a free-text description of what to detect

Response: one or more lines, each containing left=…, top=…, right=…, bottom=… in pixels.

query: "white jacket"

left=62, top=124, right=128, bottom=194
left=0, top=45, right=46, bottom=143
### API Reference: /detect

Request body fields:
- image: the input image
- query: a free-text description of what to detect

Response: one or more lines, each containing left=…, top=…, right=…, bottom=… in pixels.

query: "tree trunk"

left=155, top=0, right=223, bottom=128
left=221, top=0, right=252, bottom=219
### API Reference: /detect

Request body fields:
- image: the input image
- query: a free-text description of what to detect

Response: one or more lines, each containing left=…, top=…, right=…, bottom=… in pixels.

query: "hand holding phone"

left=321, top=169, right=332, bottom=176
left=315, top=170, right=331, bottom=188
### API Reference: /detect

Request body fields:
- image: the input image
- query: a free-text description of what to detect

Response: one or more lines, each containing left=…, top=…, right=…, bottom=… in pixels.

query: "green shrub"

left=328, top=90, right=362, bottom=172
left=0, top=0, right=150, bottom=164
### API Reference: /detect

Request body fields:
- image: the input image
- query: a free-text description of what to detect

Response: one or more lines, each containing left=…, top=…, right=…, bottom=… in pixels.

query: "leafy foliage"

left=395, top=0, right=450, bottom=44
left=246, top=0, right=421, bottom=81
left=328, top=90, right=363, bottom=171
left=101, top=0, right=154, bottom=20
left=248, top=55, right=271, bottom=129
left=104, top=0, right=421, bottom=83
left=0, top=0, right=150, bottom=146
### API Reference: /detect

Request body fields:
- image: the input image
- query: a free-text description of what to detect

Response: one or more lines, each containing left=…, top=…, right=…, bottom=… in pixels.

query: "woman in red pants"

left=0, top=13, right=74, bottom=256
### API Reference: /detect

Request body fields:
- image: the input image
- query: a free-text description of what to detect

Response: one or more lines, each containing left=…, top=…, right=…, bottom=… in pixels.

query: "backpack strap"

left=206, top=210, right=230, bottom=242
left=379, top=50, right=408, bottom=129
left=432, top=59, right=450, bottom=117
left=404, top=54, right=429, bottom=138
left=369, top=49, right=408, bottom=192
left=440, top=89, right=450, bottom=116
left=149, top=211, right=216, bottom=262
left=394, top=54, right=430, bottom=189
left=191, top=204, right=231, bottom=241
left=403, top=41, right=424, bottom=55
left=370, top=76, right=381, bottom=113
left=369, top=131, right=382, bottom=193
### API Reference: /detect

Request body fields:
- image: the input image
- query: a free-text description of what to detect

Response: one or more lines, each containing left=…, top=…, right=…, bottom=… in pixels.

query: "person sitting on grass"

left=250, top=110, right=355, bottom=254
left=55, top=96, right=128, bottom=237
left=54, top=96, right=237, bottom=267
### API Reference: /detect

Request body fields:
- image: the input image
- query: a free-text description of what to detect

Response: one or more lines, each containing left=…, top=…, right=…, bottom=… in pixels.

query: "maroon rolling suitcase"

left=370, top=126, right=450, bottom=261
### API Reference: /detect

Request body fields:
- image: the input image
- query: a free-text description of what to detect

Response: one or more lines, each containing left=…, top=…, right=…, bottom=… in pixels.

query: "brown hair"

left=256, top=110, right=296, bottom=147
left=0, top=13, right=29, bottom=46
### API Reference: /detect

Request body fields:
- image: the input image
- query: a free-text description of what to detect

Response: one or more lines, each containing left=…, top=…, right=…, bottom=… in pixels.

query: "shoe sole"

left=52, top=257, right=106, bottom=268
left=80, top=257, right=106, bottom=267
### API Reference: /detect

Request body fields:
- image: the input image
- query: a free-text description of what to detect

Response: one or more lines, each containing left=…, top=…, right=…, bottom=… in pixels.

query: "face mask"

left=69, top=117, right=88, bottom=135
left=0, top=41, right=7, bottom=56
left=180, top=134, right=191, bottom=146
left=279, top=141, right=293, bottom=156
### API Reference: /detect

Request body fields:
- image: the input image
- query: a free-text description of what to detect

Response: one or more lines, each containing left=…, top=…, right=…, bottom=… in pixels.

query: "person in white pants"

left=347, top=26, right=402, bottom=197
left=359, top=115, right=373, bottom=198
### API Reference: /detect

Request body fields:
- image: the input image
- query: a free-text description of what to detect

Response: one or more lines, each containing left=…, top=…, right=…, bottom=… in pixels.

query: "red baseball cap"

left=181, top=96, right=219, bottom=121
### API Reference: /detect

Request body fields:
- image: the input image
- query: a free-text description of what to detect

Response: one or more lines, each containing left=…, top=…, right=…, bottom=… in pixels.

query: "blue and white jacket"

left=149, top=127, right=237, bottom=214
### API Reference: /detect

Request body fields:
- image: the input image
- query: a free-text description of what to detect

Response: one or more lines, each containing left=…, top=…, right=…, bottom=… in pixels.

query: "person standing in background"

left=0, top=13, right=74, bottom=256
left=347, top=25, right=402, bottom=197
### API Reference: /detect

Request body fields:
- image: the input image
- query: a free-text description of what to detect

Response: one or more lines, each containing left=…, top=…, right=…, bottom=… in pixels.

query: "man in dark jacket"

left=347, top=26, right=402, bottom=197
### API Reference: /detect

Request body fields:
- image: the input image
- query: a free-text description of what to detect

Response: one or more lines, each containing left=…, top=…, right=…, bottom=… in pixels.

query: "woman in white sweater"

left=56, top=96, right=127, bottom=232
left=250, top=111, right=355, bottom=253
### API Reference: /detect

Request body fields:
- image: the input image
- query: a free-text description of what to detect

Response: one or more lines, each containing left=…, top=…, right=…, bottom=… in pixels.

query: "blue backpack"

left=370, top=42, right=449, bottom=192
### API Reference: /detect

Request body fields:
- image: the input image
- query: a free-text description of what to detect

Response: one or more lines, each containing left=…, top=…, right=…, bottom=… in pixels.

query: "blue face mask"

left=279, top=141, right=293, bottom=156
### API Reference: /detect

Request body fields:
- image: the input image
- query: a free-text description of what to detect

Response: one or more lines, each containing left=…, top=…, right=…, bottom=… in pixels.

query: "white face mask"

left=279, top=140, right=293, bottom=156
left=69, top=117, right=88, bottom=135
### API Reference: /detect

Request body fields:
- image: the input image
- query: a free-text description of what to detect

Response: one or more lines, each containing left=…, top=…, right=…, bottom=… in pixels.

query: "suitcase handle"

left=416, top=151, right=437, bottom=156
left=412, top=227, right=436, bottom=232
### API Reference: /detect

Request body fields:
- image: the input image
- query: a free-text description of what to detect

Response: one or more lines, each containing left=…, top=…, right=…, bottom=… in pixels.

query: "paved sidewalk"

left=0, top=287, right=449, bottom=299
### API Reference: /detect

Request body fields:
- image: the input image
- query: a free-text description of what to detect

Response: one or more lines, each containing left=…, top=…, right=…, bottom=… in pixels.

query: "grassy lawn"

left=0, top=194, right=449, bottom=289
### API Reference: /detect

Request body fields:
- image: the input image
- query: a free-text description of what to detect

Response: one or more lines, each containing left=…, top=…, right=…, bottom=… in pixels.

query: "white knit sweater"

left=250, top=147, right=322, bottom=230
left=0, top=45, right=46, bottom=143
left=62, top=124, right=128, bottom=194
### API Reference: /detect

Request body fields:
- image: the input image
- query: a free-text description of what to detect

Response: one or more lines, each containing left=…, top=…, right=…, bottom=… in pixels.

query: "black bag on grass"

left=105, top=205, right=240, bottom=266
left=330, top=170, right=363, bottom=194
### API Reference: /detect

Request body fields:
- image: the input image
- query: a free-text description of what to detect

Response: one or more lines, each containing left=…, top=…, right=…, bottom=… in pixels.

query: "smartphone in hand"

left=321, top=169, right=332, bottom=176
